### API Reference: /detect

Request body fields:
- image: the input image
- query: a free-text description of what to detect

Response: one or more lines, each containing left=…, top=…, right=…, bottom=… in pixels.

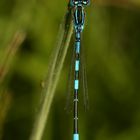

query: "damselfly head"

left=70, top=0, right=90, bottom=6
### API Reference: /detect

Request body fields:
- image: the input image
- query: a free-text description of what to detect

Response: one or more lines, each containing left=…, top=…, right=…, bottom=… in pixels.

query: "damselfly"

left=67, top=1, right=90, bottom=140
left=30, top=1, right=90, bottom=140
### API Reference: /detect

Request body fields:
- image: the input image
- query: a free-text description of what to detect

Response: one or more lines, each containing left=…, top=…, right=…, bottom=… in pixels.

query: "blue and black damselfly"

left=68, top=0, right=90, bottom=140
left=30, top=1, right=90, bottom=140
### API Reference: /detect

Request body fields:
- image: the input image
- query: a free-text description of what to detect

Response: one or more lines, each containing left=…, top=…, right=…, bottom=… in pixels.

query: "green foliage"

left=0, top=0, right=140, bottom=140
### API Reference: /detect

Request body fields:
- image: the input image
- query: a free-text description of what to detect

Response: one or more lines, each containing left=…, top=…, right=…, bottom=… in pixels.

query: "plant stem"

left=29, top=11, right=73, bottom=140
left=0, top=31, right=26, bottom=85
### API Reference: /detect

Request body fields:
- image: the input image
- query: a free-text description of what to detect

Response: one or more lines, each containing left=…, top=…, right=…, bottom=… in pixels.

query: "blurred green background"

left=0, top=0, right=140, bottom=140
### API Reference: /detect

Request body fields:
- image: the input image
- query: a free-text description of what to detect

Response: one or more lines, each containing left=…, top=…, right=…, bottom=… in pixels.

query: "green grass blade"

left=29, top=10, right=73, bottom=140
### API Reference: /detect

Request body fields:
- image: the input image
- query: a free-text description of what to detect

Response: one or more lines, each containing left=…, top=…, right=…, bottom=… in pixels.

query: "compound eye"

left=82, top=0, right=90, bottom=5
left=73, top=0, right=79, bottom=5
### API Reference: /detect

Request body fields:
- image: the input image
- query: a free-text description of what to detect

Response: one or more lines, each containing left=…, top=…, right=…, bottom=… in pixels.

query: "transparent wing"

left=80, top=38, right=89, bottom=111
left=65, top=38, right=89, bottom=113
left=65, top=43, right=75, bottom=113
